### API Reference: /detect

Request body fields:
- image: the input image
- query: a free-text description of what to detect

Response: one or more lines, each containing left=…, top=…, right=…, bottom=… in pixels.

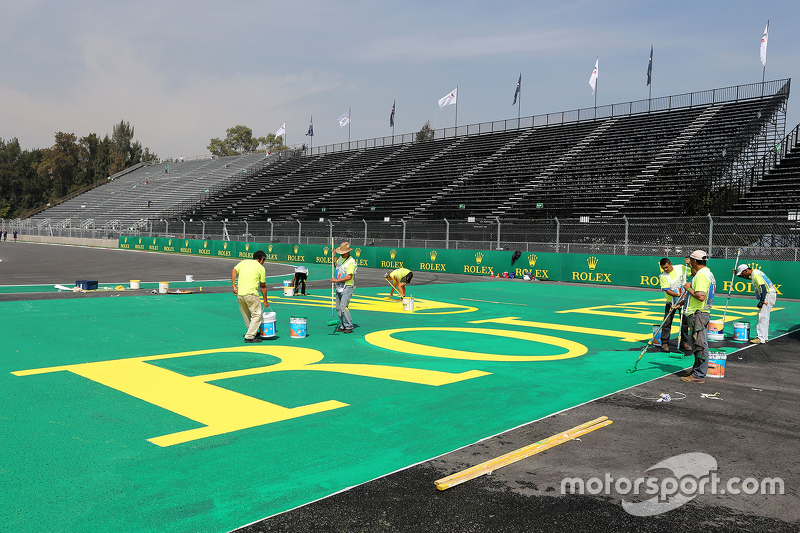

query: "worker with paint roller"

left=734, top=263, right=776, bottom=344
left=292, top=265, right=309, bottom=296
left=680, top=250, right=716, bottom=383
left=658, top=257, right=691, bottom=353
left=385, top=267, right=413, bottom=299
left=231, top=250, right=269, bottom=343
left=331, top=242, right=357, bottom=334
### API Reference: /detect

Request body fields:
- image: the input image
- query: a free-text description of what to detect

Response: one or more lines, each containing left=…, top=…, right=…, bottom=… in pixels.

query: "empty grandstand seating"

left=24, top=80, right=794, bottom=229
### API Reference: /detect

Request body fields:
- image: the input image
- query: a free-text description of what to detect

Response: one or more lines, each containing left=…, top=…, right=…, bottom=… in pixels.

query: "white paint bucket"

left=707, top=351, right=727, bottom=378
left=283, top=280, right=293, bottom=296
left=652, top=325, right=662, bottom=346
left=289, top=316, right=307, bottom=338
left=402, top=297, right=415, bottom=311
left=260, top=311, right=277, bottom=338
left=185, top=275, right=194, bottom=282
left=130, top=280, right=140, bottom=290
left=733, top=322, right=750, bottom=342
left=708, top=319, right=724, bottom=341
left=158, top=282, right=169, bottom=294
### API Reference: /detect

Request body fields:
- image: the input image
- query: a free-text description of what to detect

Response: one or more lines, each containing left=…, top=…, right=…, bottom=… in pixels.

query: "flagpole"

left=455, top=86, right=458, bottom=129
left=518, top=75, right=521, bottom=121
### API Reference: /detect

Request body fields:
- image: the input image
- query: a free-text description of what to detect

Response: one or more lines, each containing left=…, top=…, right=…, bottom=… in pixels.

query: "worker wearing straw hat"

left=680, top=250, right=716, bottom=384
left=735, top=263, right=776, bottom=344
left=331, top=242, right=357, bottom=333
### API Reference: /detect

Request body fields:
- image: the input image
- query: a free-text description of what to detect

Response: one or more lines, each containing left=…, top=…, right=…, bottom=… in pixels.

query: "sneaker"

left=681, top=343, right=692, bottom=351
left=244, top=337, right=262, bottom=343
left=749, top=338, right=765, bottom=344
left=336, top=327, right=346, bottom=332
left=661, top=344, right=670, bottom=353
left=680, top=375, right=705, bottom=383
left=679, top=370, right=692, bottom=377
left=342, top=329, right=353, bottom=334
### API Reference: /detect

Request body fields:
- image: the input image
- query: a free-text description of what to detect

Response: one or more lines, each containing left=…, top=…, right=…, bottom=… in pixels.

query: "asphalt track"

left=1, top=241, right=798, bottom=533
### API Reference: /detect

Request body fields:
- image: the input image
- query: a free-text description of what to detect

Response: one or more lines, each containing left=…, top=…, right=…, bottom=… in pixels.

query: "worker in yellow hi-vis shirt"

left=735, top=264, right=777, bottom=344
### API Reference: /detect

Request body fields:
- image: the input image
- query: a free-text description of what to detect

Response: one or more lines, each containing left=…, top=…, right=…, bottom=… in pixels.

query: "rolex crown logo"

left=390, top=249, right=397, bottom=260
left=124, top=237, right=128, bottom=243
left=223, top=242, right=228, bottom=249
left=268, top=244, right=273, bottom=253
left=528, top=254, right=538, bottom=267
left=293, top=245, right=299, bottom=254
left=153, top=238, right=157, bottom=244
left=430, top=250, right=438, bottom=261
left=587, top=256, right=599, bottom=270
left=245, top=243, right=250, bottom=251
left=138, top=238, right=142, bottom=244
left=751, top=263, right=761, bottom=271
left=185, top=240, right=189, bottom=247
left=204, top=241, right=208, bottom=248
left=475, top=252, right=483, bottom=264
left=168, top=239, right=172, bottom=245
left=355, top=248, right=362, bottom=258
left=323, top=246, right=329, bottom=256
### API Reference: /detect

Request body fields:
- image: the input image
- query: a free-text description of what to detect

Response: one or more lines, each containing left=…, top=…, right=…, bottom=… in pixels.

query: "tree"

left=36, top=132, right=81, bottom=200
left=207, top=125, right=287, bottom=156
left=416, top=120, right=435, bottom=141
left=208, top=125, right=264, bottom=156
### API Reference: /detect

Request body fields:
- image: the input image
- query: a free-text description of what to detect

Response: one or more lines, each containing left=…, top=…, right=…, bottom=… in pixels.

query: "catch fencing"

left=9, top=215, right=799, bottom=262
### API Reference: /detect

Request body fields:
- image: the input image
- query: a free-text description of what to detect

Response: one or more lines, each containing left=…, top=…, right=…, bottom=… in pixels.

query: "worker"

left=385, top=267, right=413, bottom=299
left=735, top=264, right=777, bottom=344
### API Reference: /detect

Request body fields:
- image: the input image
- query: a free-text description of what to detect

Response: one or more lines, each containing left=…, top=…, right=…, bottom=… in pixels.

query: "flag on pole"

left=589, top=58, right=598, bottom=94
left=512, top=74, right=521, bottom=105
left=760, top=21, right=769, bottom=67
left=390, top=101, right=395, bottom=127
left=438, top=87, right=458, bottom=110
left=338, top=110, right=351, bottom=127
left=647, top=46, right=653, bottom=86
left=305, top=117, right=313, bottom=137
left=275, top=122, right=286, bottom=136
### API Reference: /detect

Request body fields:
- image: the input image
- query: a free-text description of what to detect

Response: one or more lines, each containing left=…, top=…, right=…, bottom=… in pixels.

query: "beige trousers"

left=238, top=294, right=263, bottom=339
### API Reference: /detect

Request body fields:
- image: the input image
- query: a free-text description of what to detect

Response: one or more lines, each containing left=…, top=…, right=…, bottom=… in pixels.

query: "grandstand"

left=19, top=79, right=796, bottom=237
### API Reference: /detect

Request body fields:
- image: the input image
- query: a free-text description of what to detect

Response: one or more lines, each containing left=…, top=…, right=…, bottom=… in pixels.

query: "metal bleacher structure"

left=22, top=79, right=798, bottom=245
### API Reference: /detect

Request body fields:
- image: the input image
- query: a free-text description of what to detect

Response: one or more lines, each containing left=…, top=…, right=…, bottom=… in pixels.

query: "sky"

left=1, top=1, right=798, bottom=158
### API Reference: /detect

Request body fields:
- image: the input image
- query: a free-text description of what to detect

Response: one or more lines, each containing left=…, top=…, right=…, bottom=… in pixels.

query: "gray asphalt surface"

left=2, top=242, right=798, bottom=532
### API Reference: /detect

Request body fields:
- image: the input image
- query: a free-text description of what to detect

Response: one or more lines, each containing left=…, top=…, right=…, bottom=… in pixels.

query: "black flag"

left=512, top=74, right=521, bottom=105
left=305, top=117, right=314, bottom=137
left=647, top=46, right=653, bottom=86
left=390, top=101, right=395, bottom=127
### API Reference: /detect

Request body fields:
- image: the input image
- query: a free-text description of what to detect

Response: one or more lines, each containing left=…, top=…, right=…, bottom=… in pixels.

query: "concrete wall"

left=20, top=235, right=118, bottom=248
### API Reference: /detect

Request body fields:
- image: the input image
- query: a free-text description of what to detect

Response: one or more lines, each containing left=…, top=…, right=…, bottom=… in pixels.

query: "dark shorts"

left=400, top=271, right=413, bottom=284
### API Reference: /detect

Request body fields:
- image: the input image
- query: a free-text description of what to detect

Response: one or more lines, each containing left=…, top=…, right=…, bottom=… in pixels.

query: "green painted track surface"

left=2, top=281, right=798, bottom=532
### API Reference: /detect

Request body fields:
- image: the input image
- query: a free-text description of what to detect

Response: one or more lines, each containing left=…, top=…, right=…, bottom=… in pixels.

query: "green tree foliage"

left=416, top=120, right=435, bottom=141
left=0, top=121, right=156, bottom=218
left=208, top=125, right=287, bottom=156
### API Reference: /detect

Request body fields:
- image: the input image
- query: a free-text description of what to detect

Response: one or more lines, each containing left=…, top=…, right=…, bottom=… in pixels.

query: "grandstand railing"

left=306, top=79, right=791, bottom=156
left=12, top=215, right=798, bottom=262
left=744, top=122, right=800, bottom=192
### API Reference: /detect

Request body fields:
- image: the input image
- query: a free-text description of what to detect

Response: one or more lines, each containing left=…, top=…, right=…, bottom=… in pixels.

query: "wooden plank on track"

left=434, top=416, right=612, bottom=490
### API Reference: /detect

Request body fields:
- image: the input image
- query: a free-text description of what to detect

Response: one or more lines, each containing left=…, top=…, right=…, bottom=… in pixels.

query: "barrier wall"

left=119, top=237, right=800, bottom=299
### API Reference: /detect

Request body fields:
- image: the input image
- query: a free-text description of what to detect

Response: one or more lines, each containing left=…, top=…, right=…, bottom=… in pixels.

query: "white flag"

left=589, top=58, right=598, bottom=94
left=338, top=110, right=351, bottom=127
left=275, top=122, right=285, bottom=136
left=760, top=22, right=769, bottom=67
left=438, top=87, right=458, bottom=110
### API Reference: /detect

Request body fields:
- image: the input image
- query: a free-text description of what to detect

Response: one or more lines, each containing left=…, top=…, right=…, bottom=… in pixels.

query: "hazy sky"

left=1, top=1, right=798, bottom=158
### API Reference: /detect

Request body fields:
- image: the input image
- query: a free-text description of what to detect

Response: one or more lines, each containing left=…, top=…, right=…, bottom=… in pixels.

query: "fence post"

left=555, top=217, right=560, bottom=253
left=623, top=215, right=629, bottom=256
left=244, top=221, right=249, bottom=241
left=269, top=220, right=274, bottom=242
left=297, top=220, right=302, bottom=244
left=708, top=214, right=713, bottom=255
left=362, top=219, right=367, bottom=245
left=183, top=220, right=187, bottom=239
left=165, top=220, right=169, bottom=238
left=402, top=220, right=406, bottom=248
left=329, top=220, right=334, bottom=248
left=495, top=217, right=501, bottom=250
left=201, top=221, right=206, bottom=239
left=444, top=218, right=450, bottom=249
